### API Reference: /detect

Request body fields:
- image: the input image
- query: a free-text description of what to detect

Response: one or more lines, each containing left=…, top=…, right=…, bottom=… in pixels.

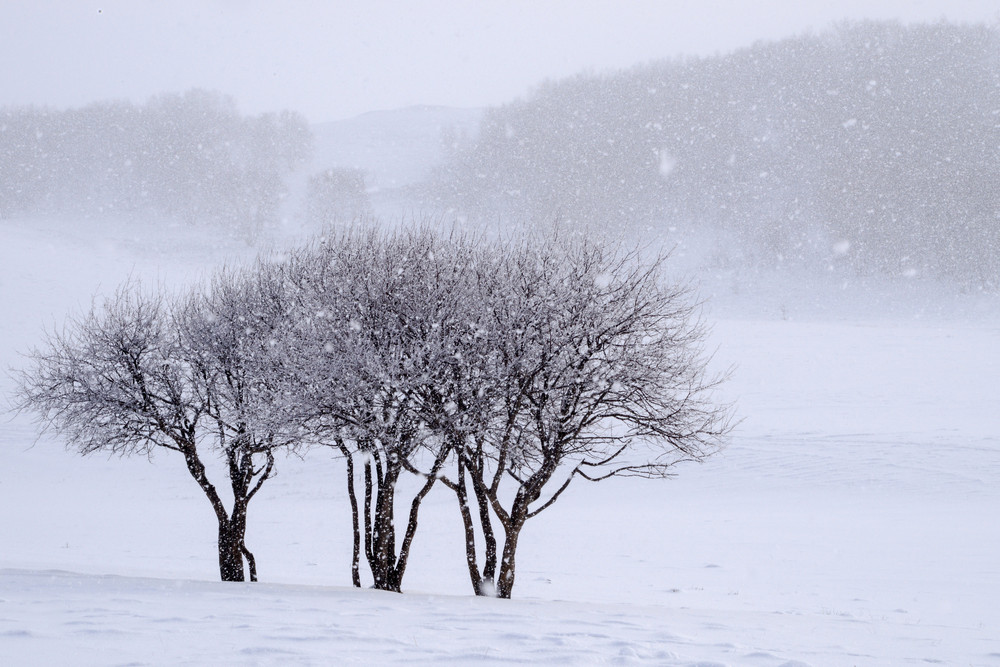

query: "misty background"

left=3, top=2, right=1000, bottom=315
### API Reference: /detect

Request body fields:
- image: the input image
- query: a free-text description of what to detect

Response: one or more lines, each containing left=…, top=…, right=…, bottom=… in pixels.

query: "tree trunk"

left=392, top=445, right=449, bottom=589
left=454, top=460, right=485, bottom=595
left=472, top=467, right=498, bottom=591
left=182, top=447, right=249, bottom=583
left=366, top=462, right=402, bottom=592
left=343, top=451, right=362, bottom=588
left=496, top=490, right=536, bottom=599
left=493, top=458, right=561, bottom=599
left=218, top=519, right=246, bottom=582
left=454, top=458, right=500, bottom=596
left=495, top=519, right=523, bottom=599
left=362, top=447, right=445, bottom=593
left=241, top=543, right=258, bottom=582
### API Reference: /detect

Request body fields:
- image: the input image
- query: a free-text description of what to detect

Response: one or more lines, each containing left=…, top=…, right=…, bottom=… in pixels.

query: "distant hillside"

left=431, top=21, right=1000, bottom=287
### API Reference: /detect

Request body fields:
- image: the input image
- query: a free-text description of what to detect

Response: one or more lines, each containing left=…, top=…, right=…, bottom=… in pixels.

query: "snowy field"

left=2, top=215, right=999, bottom=665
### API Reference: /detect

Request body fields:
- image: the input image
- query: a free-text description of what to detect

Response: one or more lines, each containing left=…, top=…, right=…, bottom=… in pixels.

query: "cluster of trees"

left=16, top=225, right=730, bottom=597
left=303, top=167, right=372, bottom=226
left=0, top=89, right=312, bottom=238
left=431, top=20, right=1000, bottom=286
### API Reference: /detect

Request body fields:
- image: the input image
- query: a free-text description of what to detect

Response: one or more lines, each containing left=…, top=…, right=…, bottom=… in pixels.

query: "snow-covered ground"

left=2, top=210, right=999, bottom=665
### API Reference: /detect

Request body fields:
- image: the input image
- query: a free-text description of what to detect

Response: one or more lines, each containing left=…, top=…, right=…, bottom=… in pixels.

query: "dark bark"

left=454, top=458, right=485, bottom=595
left=241, top=543, right=258, bottom=582
left=365, top=459, right=402, bottom=592
left=363, top=458, right=374, bottom=575
left=342, top=449, right=362, bottom=588
left=466, top=453, right=561, bottom=599
left=495, top=522, right=522, bottom=599
left=452, top=456, right=500, bottom=596
left=180, top=444, right=267, bottom=583
left=472, top=464, right=499, bottom=585
left=393, top=444, right=450, bottom=586
left=182, top=447, right=242, bottom=581
left=495, top=496, right=530, bottom=599
left=359, top=444, right=448, bottom=593
left=218, top=519, right=246, bottom=582
left=217, top=495, right=251, bottom=582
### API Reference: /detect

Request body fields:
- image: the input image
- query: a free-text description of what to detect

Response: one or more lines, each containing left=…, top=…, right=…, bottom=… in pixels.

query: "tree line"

left=15, top=225, right=730, bottom=598
left=0, top=89, right=312, bottom=239
left=430, top=20, right=1000, bottom=287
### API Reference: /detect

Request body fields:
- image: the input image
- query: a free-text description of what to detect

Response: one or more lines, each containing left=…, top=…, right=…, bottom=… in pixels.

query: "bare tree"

left=279, top=227, right=730, bottom=598
left=436, top=234, right=731, bottom=598
left=171, top=263, right=301, bottom=581
left=15, top=274, right=295, bottom=582
left=15, top=225, right=728, bottom=596
left=279, top=227, right=471, bottom=592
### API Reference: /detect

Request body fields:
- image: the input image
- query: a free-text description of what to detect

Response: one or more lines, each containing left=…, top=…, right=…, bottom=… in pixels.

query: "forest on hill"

left=430, top=21, right=1000, bottom=287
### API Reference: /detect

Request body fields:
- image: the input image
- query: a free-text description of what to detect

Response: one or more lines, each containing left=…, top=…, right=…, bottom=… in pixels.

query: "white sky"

left=2, top=0, right=998, bottom=123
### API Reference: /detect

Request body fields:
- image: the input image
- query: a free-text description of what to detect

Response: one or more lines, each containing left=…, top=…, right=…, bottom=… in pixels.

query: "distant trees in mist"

left=0, top=89, right=312, bottom=238
left=16, top=225, right=730, bottom=596
left=303, top=167, right=372, bottom=225
left=432, top=20, right=1000, bottom=287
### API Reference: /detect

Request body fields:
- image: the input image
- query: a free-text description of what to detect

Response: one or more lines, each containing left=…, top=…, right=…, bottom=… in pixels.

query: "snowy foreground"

left=2, top=217, right=999, bottom=665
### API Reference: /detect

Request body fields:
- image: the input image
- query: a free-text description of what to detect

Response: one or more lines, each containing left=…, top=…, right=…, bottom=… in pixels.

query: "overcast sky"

left=3, top=0, right=998, bottom=123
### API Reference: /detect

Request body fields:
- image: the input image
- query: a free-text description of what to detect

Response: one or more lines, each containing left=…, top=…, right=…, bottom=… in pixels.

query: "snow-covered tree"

left=170, top=263, right=302, bottom=581
left=276, top=225, right=729, bottom=597
left=277, top=228, right=476, bottom=592
left=16, top=223, right=730, bottom=596
left=15, top=272, right=297, bottom=582
left=433, top=233, right=731, bottom=598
